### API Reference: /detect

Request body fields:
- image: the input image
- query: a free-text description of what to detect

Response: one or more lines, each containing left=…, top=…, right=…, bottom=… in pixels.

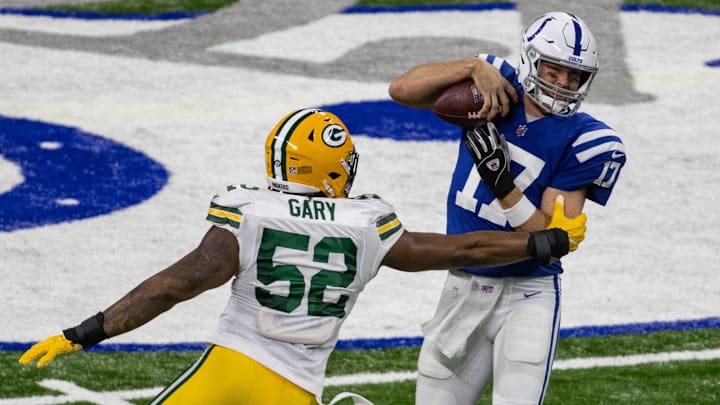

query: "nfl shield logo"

left=485, top=158, right=501, bottom=171
left=289, top=166, right=298, bottom=175
left=516, top=125, right=528, bottom=136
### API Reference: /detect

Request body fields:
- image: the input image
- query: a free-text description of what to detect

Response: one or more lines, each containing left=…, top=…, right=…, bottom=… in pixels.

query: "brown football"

left=431, top=79, right=485, bottom=128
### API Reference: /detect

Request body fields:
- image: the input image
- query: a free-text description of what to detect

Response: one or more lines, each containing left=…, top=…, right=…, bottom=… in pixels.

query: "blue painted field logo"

left=0, top=116, right=169, bottom=231
left=322, top=100, right=460, bottom=142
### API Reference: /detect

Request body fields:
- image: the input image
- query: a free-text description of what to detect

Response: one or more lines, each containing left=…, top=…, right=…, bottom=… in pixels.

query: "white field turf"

left=0, top=6, right=719, bottom=350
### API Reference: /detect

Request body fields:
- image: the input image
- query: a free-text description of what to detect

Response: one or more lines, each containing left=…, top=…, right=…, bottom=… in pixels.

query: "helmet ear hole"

left=328, top=172, right=341, bottom=180
left=579, top=71, right=592, bottom=87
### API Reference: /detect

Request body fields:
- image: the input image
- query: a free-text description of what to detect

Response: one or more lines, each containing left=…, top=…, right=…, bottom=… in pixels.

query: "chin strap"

left=322, top=180, right=336, bottom=198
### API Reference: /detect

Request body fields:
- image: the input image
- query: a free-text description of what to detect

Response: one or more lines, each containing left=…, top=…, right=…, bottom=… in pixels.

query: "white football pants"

left=415, top=271, right=561, bottom=405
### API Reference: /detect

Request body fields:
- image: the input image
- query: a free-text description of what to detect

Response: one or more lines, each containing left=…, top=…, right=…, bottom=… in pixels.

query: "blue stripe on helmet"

left=527, top=17, right=553, bottom=42
left=571, top=19, right=582, bottom=56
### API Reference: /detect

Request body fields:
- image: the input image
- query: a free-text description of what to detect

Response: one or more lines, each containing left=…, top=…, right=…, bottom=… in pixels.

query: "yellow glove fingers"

left=18, top=343, right=44, bottom=365
left=548, top=195, right=587, bottom=252
left=566, top=213, right=587, bottom=252
left=18, top=335, right=82, bottom=367
left=18, top=337, right=55, bottom=365
left=35, top=348, right=59, bottom=368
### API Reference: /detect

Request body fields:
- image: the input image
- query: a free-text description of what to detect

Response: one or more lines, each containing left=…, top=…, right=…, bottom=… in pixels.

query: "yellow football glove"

left=18, top=335, right=82, bottom=368
left=548, top=195, right=587, bottom=252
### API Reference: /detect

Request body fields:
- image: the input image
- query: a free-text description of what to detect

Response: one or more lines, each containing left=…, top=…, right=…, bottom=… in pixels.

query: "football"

left=431, top=79, right=485, bottom=128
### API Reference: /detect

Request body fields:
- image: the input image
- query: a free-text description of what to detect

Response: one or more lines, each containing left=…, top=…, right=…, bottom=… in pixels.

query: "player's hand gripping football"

left=18, top=335, right=82, bottom=368
left=463, top=122, right=515, bottom=199
left=548, top=195, right=587, bottom=252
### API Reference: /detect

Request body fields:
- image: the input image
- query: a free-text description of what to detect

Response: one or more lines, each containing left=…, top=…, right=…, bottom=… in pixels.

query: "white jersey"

left=205, top=185, right=404, bottom=396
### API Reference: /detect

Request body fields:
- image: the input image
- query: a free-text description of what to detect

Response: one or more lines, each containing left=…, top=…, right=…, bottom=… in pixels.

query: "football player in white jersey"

left=19, top=109, right=586, bottom=405
left=390, top=11, right=625, bottom=405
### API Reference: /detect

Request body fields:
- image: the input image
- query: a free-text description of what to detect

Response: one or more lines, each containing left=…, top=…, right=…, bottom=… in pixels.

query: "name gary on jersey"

left=289, top=198, right=336, bottom=221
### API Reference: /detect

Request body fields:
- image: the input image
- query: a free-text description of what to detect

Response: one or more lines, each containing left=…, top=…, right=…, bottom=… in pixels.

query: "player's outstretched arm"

left=101, top=226, right=239, bottom=337
left=382, top=227, right=570, bottom=273
left=19, top=226, right=239, bottom=367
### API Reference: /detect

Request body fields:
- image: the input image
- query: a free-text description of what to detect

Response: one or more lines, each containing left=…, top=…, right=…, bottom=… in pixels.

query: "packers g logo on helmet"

left=265, top=109, right=359, bottom=198
left=322, top=124, right=348, bottom=148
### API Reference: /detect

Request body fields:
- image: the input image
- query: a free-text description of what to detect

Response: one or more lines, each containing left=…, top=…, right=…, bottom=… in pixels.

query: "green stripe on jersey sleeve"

left=206, top=201, right=243, bottom=229
left=376, top=213, right=402, bottom=241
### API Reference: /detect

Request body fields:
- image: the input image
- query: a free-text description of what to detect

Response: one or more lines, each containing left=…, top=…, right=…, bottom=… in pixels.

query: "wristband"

left=528, top=229, right=569, bottom=265
left=63, top=312, right=108, bottom=349
left=503, top=194, right=536, bottom=228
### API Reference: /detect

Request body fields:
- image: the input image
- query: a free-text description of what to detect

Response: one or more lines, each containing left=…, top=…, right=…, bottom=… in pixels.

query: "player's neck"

left=523, top=95, right=546, bottom=119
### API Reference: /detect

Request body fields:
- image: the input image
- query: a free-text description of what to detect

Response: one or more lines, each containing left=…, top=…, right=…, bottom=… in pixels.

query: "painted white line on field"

left=325, top=348, right=720, bottom=386
left=0, top=379, right=162, bottom=405
left=552, top=348, right=720, bottom=370
left=2, top=349, right=719, bottom=404
left=326, top=370, right=417, bottom=386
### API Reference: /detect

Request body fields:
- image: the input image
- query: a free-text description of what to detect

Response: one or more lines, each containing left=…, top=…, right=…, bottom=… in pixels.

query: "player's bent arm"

left=389, top=57, right=488, bottom=109
left=102, top=226, right=239, bottom=337
left=381, top=229, right=566, bottom=272
left=464, top=125, right=588, bottom=243
left=541, top=187, right=586, bottom=219
left=19, top=226, right=239, bottom=367
left=500, top=187, right=587, bottom=232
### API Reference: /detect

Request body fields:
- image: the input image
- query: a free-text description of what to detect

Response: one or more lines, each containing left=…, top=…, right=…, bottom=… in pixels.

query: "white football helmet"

left=518, top=12, right=598, bottom=116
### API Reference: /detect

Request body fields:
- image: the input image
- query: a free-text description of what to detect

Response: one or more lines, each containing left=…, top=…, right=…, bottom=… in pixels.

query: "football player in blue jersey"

left=19, top=109, right=585, bottom=405
left=389, top=11, right=626, bottom=405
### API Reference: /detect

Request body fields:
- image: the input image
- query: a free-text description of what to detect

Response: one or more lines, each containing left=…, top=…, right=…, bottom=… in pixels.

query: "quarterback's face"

left=537, top=61, right=582, bottom=93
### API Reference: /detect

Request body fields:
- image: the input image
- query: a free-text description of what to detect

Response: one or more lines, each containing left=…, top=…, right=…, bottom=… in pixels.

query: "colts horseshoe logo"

left=0, top=116, right=169, bottom=232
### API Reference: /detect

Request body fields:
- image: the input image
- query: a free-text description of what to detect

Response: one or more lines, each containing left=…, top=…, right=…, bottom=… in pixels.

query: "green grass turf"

left=38, top=0, right=237, bottom=14
left=5, top=329, right=720, bottom=404
left=544, top=360, right=720, bottom=405
left=37, top=0, right=720, bottom=15
left=322, top=329, right=720, bottom=404
left=2, top=351, right=195, bottom=397
left=322, top=358, right=720, bottom=404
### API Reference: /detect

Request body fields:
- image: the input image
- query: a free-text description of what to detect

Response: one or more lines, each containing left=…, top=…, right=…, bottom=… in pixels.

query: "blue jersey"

left=448, top=55, right=626, bottom=278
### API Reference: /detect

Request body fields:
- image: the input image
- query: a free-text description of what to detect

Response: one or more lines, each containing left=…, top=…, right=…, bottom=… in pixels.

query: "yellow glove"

left=548, top=195, right=587, bottom=252
left=18, top=335, right=82, bottom=368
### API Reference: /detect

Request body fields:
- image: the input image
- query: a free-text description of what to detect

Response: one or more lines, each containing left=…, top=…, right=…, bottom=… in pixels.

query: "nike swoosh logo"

left=611, top=150, right=625, bottom=159
left=523, top=291, right=542, bottom=298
